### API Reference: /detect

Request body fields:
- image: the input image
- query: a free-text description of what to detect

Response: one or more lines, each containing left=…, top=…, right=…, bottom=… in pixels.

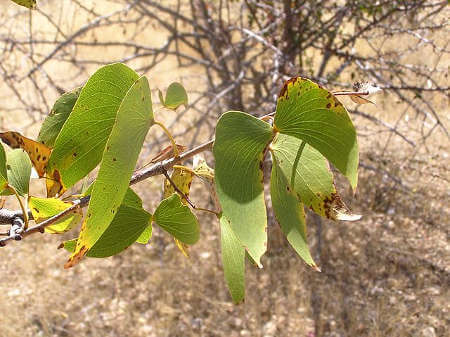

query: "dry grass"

left=0, top=1, right=448, bottom=337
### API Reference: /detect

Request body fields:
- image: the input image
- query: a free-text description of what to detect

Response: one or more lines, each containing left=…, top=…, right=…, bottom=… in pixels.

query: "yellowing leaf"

left=164, top=166, right=194, bottom=201
left=193, top=155, right=220, bottom=212
left=0, top=144, right=8, bottom=192
left=46, top=169, right=65, bottom=197
left=11, top=0, right=36, bottom=9
left=0, top=131, right=51, bottom=177
left=163, top=166, right=195, bottom=256
left=29, top=197, right=82, bottom=234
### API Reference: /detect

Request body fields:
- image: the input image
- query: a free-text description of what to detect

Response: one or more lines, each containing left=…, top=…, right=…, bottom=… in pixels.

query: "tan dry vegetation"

left=0, top=1, right=449, bottom=337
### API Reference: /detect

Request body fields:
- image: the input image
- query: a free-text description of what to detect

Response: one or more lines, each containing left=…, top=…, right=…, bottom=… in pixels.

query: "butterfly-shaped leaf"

left=274, top=77, right=359, bottom=189
left=213, top=111, right=274, bottom=267
left=271, top=134, right=361, bottom=221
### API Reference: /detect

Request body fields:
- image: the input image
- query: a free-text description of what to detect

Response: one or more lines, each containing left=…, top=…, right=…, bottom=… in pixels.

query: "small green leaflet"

left=11, top=0, right=36, bottom=9
left=153, top=194, right=200, bottom=245
left=1, top=150, right=32, bottom=196
left=28, top=197, right=82, bottom=234
left=158, top=82, right=188, bottom=110
left=48, top=63, right=140, bottom=190
left=65, top=75, right=154, bottom=268
left=213, top=111, right=274, bottom=267
left=274, top=77, right=359, bottom=189
left=38, top=87, right=81, bottom=147
left=220, top=214, right=245, bottom=304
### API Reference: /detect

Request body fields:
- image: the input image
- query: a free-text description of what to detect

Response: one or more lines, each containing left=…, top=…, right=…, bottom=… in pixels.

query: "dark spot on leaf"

left=57, top=243, right=64, bottom=249
left=326, top=103, right=331, bottom=108
left=73, top=153, right=77, bottom=157
left=33, top=208, right=40, bottom=213
left=6, top=165, right=11, bottom=170
left=113, top=158, right=117, bottom=161
left=279, top=77, right=299, bottom=98
left=35, top=148, right=38, bottom=153
left=286, top=186, right=291, bottom=192
left=326, top=93, right=332, bottom=99
left=37, top=155, right=41, bottom=161
left=42, top=156, right=47, bottom=161
left=334, top=101, right=340, bottom=107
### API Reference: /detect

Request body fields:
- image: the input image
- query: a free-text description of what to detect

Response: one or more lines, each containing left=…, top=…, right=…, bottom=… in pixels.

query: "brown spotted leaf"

left=271, top=133, right=361, bottom=221
left=274, top=77, right=359, bottom=189
left=0, top=131, right=51, bottom=177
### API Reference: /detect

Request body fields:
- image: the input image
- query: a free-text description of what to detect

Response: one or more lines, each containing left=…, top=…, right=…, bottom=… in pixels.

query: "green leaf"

left=38, top=87, right=81, bottom=147
left=65, top=75, right=154, bottom=268
left=220, top=214, right=245, bottom=304
left=61, top=205, right=152, bottom=258
left=0, top=144, right=7, bottom=191
left=28, top=197, right=82, bottom=234
left=153, top=194, right=199, bottom=245
left=11, top=0, right=36, bottom=9
left=270, top=158, right=317, bottom=269
left=3, top=149, right=32, bottom=196
left=213, top=111, right=274, bottom=266
left=274, top=77, right=359, bottom=189
left=136, top=224, right=152, bottom=244
left=48, top=63, right=140, bottom=189
left=160, top=82, right=188, bottom=110
left=84, top=185, right=151, bottom=246
left=271, top=134, right=360, bottom=221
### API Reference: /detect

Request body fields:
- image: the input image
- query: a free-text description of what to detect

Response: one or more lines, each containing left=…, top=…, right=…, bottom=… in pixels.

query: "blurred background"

left=0, top=1, right=448, bottom=336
